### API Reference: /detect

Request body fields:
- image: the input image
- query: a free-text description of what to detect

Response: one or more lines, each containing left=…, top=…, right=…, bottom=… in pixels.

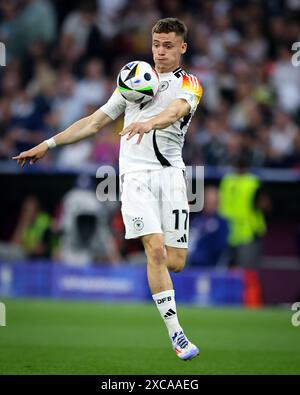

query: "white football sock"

left=152, top=289, right=183, bottom=338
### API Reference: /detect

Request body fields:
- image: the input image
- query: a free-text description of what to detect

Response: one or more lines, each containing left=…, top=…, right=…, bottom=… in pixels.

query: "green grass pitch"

left=0, top=298, right=299, bottom=375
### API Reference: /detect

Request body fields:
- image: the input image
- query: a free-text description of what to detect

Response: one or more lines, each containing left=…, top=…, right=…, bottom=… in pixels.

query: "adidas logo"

left=177, top=234, right=187, bottom=243
left=164, top=308, right=176, bottom=319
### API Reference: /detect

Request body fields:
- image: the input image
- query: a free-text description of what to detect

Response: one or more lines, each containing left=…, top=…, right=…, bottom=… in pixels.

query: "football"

left=117, top=60, right=160, bottom=104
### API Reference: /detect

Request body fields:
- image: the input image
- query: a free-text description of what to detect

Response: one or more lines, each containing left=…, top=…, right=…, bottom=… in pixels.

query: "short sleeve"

left=176, top=74, right=203, bottom=112
left=100, top=88, right=126, bottom=120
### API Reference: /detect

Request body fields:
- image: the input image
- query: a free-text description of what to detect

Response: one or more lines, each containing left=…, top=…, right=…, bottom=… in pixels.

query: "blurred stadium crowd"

left=0, top=0, right=300, bottom=168
left=0, top=0, right=300, bottom=268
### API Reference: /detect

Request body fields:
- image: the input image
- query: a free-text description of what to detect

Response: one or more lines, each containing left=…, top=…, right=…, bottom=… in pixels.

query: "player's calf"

left=167, top=261, right=185, bottom=273
left=166, top=246, right=187, bottom=273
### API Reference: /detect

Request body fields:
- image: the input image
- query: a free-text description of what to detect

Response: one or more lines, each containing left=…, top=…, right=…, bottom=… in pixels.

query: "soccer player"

left=13, top=18, right=203, bottom=361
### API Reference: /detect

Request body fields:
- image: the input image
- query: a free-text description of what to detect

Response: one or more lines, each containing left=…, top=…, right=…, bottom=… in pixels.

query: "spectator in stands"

left=266, top=109, right=298, bottom=167
left=6, top=0, right=56, bottom=58
left=0, top=0, right=18, bottom=62
left=58, top=0, right=109, bottom=64
left=188, top=186, right=229, bottom=267
left=242, top=21, right=267, bottom=63
left=271, top=44, right=300, bottom=115
left=95, top=0, right=127, bottom=39
left=118, top=0, right=160, bottom=57
left=26, top=59, right=57, bottom=99
left=51, top=70, right=84, bottom=131
left=0, top=69, right=50, bottom=159
left=200, top=117, right=230, bottom=166
left=75, top=58, right=108, bottom=107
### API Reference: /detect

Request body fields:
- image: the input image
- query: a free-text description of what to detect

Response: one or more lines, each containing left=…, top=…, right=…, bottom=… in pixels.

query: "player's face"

left=152, top=32, right=187, bottom=73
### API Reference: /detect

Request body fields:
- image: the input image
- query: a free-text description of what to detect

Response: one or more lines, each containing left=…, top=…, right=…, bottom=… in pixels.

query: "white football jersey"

left=101, top=67, right=203, bottom=175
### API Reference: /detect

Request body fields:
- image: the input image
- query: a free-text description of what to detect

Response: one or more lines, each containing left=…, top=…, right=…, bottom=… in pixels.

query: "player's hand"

left=119, top=121, right=152, bottom=144
left=12, top=142, right=49, bottom=168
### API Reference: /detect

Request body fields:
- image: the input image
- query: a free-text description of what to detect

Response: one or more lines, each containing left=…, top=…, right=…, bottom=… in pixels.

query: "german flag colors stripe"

left=182, top=74, right=203, bottom=99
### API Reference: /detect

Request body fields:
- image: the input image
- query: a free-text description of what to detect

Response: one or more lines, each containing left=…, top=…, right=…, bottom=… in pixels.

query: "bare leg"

left=142, top=233, right=173, bottom=294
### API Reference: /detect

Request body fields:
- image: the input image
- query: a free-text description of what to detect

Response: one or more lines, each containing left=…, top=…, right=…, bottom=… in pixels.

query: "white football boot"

left=171, top=330, right=200, bottom=361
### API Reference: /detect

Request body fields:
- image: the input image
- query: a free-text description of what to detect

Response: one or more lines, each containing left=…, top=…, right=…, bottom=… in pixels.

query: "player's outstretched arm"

left=120, top=99, right=190, bottom=144
left=12, top=109, right=113, bottom=167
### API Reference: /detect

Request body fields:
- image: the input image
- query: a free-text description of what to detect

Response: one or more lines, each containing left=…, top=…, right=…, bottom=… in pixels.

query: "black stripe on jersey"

left=153, top=130, right=171, bottom=167
left=173, top=67, right=187, bottom=78
left=173, top=66, right=182, bottom=74
left=180, top=113, right=192, bottom=130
